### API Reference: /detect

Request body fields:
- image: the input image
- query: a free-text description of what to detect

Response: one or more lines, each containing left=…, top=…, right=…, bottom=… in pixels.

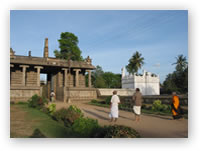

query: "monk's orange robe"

left=172, top=96, right=180, bottom=116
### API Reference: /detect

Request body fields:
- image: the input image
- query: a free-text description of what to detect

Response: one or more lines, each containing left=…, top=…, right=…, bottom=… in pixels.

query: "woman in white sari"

left=110, top=90, right=120, bottom=122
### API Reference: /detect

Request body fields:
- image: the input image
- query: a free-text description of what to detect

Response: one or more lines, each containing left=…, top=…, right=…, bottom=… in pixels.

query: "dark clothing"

left=132, top=92, right=143, bottom=106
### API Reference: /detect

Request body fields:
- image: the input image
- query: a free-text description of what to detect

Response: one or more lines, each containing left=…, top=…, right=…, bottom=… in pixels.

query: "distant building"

left=121, top=67, right=160, bottom=95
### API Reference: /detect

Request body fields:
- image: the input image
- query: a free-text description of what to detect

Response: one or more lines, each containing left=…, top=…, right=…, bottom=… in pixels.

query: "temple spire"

left=43, top=38, right=49, bottom=58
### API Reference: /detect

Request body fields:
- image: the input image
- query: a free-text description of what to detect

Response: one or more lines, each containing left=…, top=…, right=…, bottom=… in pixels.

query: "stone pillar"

left=62, top=68, right=68, bottom=87
left=34, top=66, right=43, bottom=86
left=86, top=70, right=92, bottom=88
left=19, top=65, right=29, bottom=86
left=44, top=38, right=49, bottom=58
left=73, top=69, right=81, bottom=87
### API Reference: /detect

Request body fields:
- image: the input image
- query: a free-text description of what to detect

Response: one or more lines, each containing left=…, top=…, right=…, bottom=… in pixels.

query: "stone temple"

left=121, top=67, right=160, bottom=95
left=10, top=38, right=97, bottom=102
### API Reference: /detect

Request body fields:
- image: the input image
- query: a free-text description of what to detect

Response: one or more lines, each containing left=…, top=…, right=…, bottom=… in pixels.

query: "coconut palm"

left=126, top=51, right=144, bottom=74
left=172, top=54, right=188, bottom=72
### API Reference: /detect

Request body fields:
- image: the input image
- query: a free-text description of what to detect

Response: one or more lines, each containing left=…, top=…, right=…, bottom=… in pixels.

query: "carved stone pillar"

left=62, top=68, right=68, bottom=87
left=86, top=70, right=92, bottom=88
left=34, top=66, right=43, bottom=86
left=73, top=69, right=81, bottom=87
left=19, top=65, right=29, bottom=86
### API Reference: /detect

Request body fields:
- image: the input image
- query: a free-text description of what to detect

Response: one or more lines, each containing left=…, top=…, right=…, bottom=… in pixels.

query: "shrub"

left=152, top=100, right=163, bottom=111
left=105, top=96, right=112, bottom=104
left=152, top=100, right=171, bottom=112
left=95, top=125, right=140, bottom=138
left=27, top=94, right=48, bottom=109
left=52, top=105, right=83, bottom=127
left=29, top=128, right=46, bottom=138
left=91, top=99, right=98, bottom=104
left=68, top=105, right=84, bottom=117
left=17, top=101, right=27, bottom=105
left=47, top=103, right=56, bottom=115
left=72, top=117, right=100, bottom=137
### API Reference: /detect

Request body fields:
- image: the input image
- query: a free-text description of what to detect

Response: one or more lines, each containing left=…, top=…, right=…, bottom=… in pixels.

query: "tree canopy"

left=126, top=51, right=144, bottom=74
left=54, top=32, right=83, bottom=61
left=162, top=54, right=188, bottom=94
left=90, top=65, right=121, bottom=88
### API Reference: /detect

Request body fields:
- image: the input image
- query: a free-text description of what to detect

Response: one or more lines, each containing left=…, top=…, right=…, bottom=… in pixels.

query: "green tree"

left=162, top=55, right=188, bottom=94
left=126, top=51, right=144, bottom=74
left=54, top=32, right=83, bottom=61
left=172, top=54, right=188, bottom=72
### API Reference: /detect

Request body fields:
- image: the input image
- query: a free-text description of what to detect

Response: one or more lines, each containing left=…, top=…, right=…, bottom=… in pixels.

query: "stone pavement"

left=53, top=101, right=188, bottom=138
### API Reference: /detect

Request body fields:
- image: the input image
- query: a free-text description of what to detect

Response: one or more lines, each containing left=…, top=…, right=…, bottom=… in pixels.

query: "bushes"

left=27, top=94, right=48, bottom=109
left=152, top=100, right=171, bottom=112
left=47, top=104, right=56, bottom=115
left=52, top=105, right=83, bottom=127
left=105, top=96, right=112, bottom=104
left=95, top=125, right=140, bottom=138
left=72, top=118, right=100, bottom=137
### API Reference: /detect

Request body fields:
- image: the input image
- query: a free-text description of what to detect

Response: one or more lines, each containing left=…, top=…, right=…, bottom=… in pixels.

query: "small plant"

left=152, top=100, right=163, bottom=111
left=27, top=94, right=48, bottom=109
left=72, top=117, right=100, bottom=137
left=52, top=105, right=83, bottom=127
left=91, top=99, right=98, bottom=104
left=152, top=100, right=171, bottom=113
left=47, top=104, right=56, bottom=115
left=68, top=105, right=84, bottom=117
left=95, top=125, right=140, bottom=138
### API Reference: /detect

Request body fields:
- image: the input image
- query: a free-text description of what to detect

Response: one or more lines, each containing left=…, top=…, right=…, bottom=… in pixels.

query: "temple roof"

left=10, top=55, right=95, bottom=69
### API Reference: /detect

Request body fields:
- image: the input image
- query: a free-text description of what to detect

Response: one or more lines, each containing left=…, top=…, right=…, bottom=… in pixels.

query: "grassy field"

left=10, top=103, right=75, bottom=138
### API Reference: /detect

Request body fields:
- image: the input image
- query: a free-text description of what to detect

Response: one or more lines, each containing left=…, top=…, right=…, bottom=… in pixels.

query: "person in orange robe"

left=171, top=92, right=182, bottom=119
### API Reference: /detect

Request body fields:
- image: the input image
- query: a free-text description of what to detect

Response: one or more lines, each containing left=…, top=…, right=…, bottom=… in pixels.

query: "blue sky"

left=10, top=10, right=188, bottom=83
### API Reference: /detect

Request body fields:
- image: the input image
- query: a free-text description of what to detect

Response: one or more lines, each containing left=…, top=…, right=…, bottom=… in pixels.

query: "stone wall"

left=10, top=70, right=22, bottom=86
left=120, top=95, right=188, bottom=106
left=10, top=86, right=41, bottom=102
left=97, top=88, right=135, bottom=96
left=65, top=88, right=97, bottom=102
left=56, top=87, right=64, bottom=101
left=26, top=71, right=37, bottom=86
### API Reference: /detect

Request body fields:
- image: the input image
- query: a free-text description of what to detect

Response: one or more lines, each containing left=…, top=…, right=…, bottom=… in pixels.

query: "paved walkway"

left=53, top=102, right=188, bottom=138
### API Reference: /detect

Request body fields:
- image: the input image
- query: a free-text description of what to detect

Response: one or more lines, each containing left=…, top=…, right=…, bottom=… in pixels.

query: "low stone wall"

left=65, top=87, right=97, bottom=102
left=120, top=95, right=188, bottom=106
left=10, top=86, right=41, bottom=102
left=97, top=88, right=135, bottom=96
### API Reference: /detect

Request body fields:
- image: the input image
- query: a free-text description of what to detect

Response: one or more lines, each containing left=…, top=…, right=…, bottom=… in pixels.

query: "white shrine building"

left=121, top=67, right=160, bottom=95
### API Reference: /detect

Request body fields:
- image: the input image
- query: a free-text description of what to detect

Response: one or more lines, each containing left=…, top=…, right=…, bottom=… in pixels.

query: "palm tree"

left=172, top=54, right=188, bottom=72
left=126, top=51, right=144, bottom=74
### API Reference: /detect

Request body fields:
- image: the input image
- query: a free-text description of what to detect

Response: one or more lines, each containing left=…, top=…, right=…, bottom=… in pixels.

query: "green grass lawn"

left=10, top=103, right=75, bottom=138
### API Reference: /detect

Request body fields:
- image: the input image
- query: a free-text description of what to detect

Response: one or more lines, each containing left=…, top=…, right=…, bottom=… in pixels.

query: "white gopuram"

left=121, top=67, right=160, bottom=95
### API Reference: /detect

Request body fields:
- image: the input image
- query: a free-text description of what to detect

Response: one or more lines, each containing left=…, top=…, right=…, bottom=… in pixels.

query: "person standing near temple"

left=50, top=90, right=55, bottom=102
left=171, top=92, right=182, bottom=119
left=132, top=88, right=143, bottom=122
left=109, top=90, right=120, bottom=123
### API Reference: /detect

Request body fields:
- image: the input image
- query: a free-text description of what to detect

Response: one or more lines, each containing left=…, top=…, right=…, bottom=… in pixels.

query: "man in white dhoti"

left=109, top=90, right=120, bottom=122
left=132, top=88, right=143, bottom=122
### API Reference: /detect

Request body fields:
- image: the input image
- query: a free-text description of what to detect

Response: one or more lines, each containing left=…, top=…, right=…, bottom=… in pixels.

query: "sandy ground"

left=53, top=102, right=188, bottom=138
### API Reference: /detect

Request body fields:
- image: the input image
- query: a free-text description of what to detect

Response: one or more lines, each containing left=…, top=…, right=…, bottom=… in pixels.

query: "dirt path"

left=54, top=102, right=188, bottom=138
